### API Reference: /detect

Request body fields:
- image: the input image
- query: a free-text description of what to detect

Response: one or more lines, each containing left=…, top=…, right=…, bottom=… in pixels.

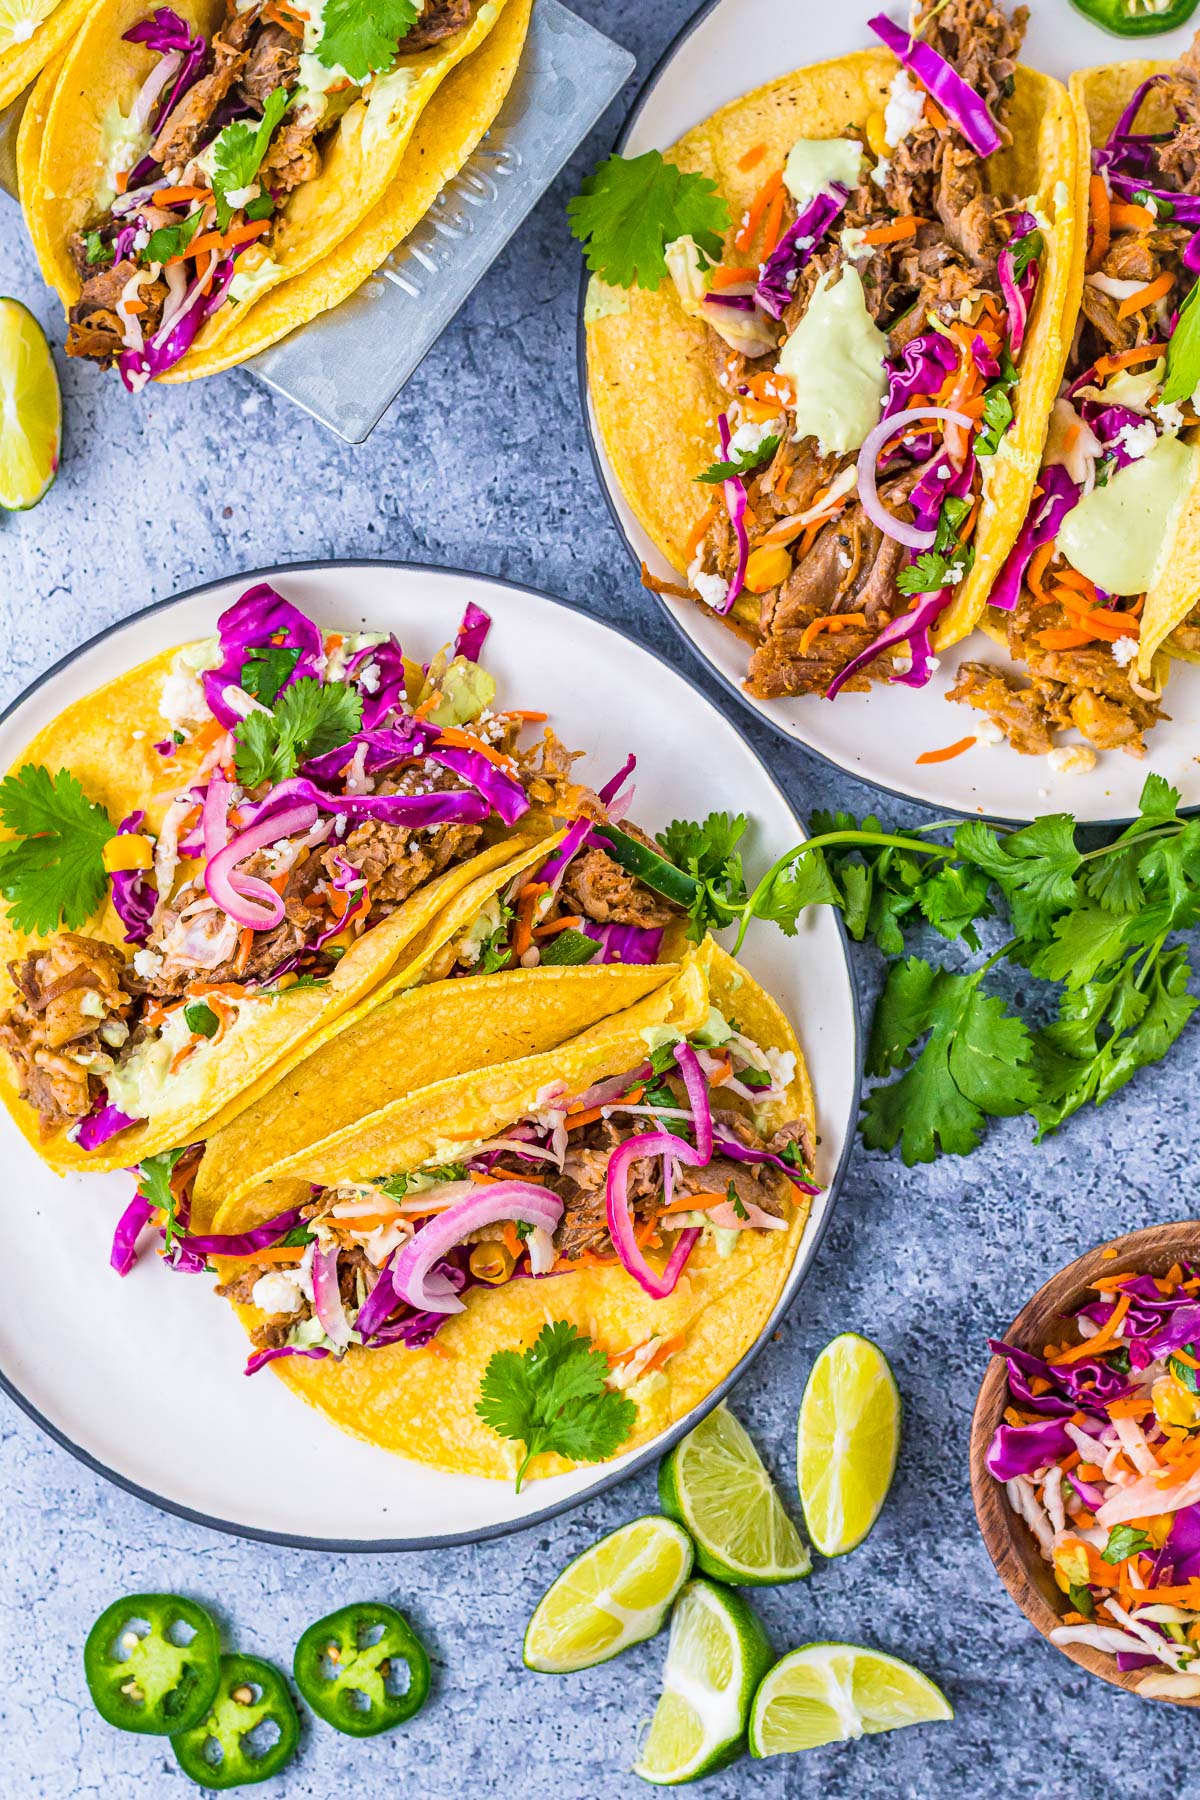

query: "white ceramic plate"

left=580, top=0, right=1200, bottom=824
left=0, top=562, right=859, bottom=1548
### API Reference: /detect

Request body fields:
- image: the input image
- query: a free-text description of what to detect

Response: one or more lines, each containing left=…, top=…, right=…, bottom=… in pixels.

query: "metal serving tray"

left=0, top=0, right=634, bottom=442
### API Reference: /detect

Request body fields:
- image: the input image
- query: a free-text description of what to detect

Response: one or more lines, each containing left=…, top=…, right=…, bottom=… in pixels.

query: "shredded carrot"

left=1087, top=173, right=1111, bottom=275
left=1101, top=1246, right=1118, bottom=1260
left=500, top=708, right=549, bottom=723
left=152, top=185, right=211, bottom=206
left=734, top=169, right=783, bottom=253
left=1107, top=1396, right=1155, bottom=1418
left=169, top=1041, right=199, bottom=1076
left=115, top=169, right=129, bottom=196
left=797, top=612, right=867, bottom=657
left=1037, top=627, right=1095, bottom=650
left=501, top=1221, right=522, bottom=1262
left=1090, top=1272, right=1137, bottom=1291
left=565, top=1104, right=606, bottom=1132
left=923, top=96, right=948, bottom=131
left=233, top=927, right=255, bottom=977
left=433, top=726, right=515, bottom=770
left=122, top=299, right=147, bottom=315
left=641, top=565, right=693, bottom=600
left=1031, top=1377, right=1054, bottom=1398
left=175, top=218, right=271, bottom=262
left=1060, top=1448, right=1081, bottom=1472
left=188, top=716, right=226, bottom=754
left=1109, top=199, right=1156, bottom=231
left=413, top=689, right=444, bottom=719
left=915, top=734, right=976, bottom=765
left=862, top=215, right=923, bottom=246
left=744, top=371, right=795, bottom=406
left=1094, top=342, right=1165, bottom=377
left=685, top=500, right=721, bottom=560
left=1052, top=1292, right=1130, bottom=1365
left=710, top=264, right=759, bottom=289
left=534, top=914, right=584, bottom=940
left=1077, top=1462, right=1103, bottom=1482
left=510, top=880, right=546, bottom=960
left=741, top=396, right=784, bottom=424
left=263, top=0, right=304, bottom=30
left=233, top=1245, right=303, bottom=1266
left=1117, top=271, right=1175, bottom=319
left=761, top=185, right=787, bottom=258
left=470, top=1168, right=546, bottom=1186
left=1174, top=1348, right=1200, bottom=1371
left=660, top=1190, right=727, bottom=1214
left=737, top=141, right=767, bottom=171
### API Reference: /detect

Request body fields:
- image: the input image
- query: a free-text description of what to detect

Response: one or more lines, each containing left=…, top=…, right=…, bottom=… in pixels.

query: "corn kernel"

left=865, top=111, right=889, bottom=160
left=1153, top=1373, right=1200, bottom=1428
left=102, top=833, right=154, bottom=873
left=469, top=1241, right=515, bottom=1285
left=744, top=545, right=793, bottom=593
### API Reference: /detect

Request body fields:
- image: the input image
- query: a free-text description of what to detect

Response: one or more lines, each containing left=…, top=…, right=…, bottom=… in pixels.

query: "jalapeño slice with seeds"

left=293, top=1601, right=430, bottom=1737
left=170, top=1652, right=300, bottom=1789
left=83, top=1594, right=221, bottom=1735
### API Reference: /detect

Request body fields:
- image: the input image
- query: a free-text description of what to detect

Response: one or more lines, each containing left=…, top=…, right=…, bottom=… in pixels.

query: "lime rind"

left=0, top=297, right=61, bottom=513
left=749, top=1642, right=953, bottom=1759
left=633, top=1579, right=772, bottom=1785
left=796, top=1333, right=901, bottom=1559
left=659, top=1405, right=811, bottom=1586
left=524, top=1515, right=694, bottom=1675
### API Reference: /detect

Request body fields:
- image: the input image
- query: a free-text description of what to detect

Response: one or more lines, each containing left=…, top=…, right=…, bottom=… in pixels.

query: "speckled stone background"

left=2, top=2, right=1197, bottom=1793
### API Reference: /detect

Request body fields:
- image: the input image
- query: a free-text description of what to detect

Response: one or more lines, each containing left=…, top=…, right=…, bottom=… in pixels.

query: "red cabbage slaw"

left=988, top=1262, right=1200, bottom=1693
left=755, top=186, right=848, bottom=321
left=108, top=810, right=157, bottom=945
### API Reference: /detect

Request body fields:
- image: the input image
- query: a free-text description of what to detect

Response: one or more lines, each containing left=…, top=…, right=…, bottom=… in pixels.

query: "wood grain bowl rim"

left=969, top=1220, right=1200, bottom=1708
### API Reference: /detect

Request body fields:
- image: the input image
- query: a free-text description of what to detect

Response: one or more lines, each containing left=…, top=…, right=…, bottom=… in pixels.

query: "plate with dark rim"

left=578, top=0, right=1200, bottom=826
left=0, top=560, right=859, bottom=1549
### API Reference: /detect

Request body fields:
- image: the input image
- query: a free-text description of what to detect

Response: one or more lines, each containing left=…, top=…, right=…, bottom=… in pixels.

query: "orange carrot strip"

left=152, top=185, right=211, bottom=205
left=761, top=185, right=787, bottom=258
left=915, top=735, right=976, bottom=765
left=685, top=500, right=721, bottom=561
left=797, top=611, right=867, bottom=657
left=1052, top=1292, right=1130, bottom=1365
left=734, top=169, right=783, bottom=253
left=711, top=265, right=759, bottom=288
left=175, top=218, right=271, bottom=262
left=1094, top=342, right=1166, bottom=377
left=234, top=927, right=254, bottom=976
left=862, top=215, right=923, bottom=246
left=737, top=142, right=767, bottom=172
left=433, top=726, right=515, bottom=769
left=1037, top=627, right=1097, bottom=650
left=1087, top=173, right=1111, bottom=275
left=1117, top=271, right=1175, bottom=319
left=924, top=97, right=948, bottom=130
left=533, top=914, right=584, bottom=939
left=1025, top=541, right=1057, bottom=605
left=1109, top=200, right=1155, bottom=231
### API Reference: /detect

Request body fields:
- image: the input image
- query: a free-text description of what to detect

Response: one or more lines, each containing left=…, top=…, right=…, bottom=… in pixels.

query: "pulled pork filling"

left=66, top=0, right=471, bottom=377
left=952, top=38, right=1200, bottom=759
left=681, top=0, right=1030, bottom=700
left=213, top=1030, right=816, bottom=1366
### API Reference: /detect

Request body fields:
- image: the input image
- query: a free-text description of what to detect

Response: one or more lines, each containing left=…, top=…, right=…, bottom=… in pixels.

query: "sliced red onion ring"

left=202, top=774, right=231, bottom=862
left=673, top=1041, right=712, bottom=1162
left=312, top=1243, right=353, bottom=1350
left=856, top=408, right=973, bottom=548
left=391, top=1181, right=563, bottom=1314
left=606, top=1129, right=703, bottom=1300
left=204, top=801, right=317, bottom=930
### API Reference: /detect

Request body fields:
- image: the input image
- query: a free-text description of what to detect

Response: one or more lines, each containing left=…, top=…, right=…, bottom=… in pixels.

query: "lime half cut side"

left=0, top=298, right=61, bottom=512
left=0, top=0, right=57, bottom=55
left=796, top=1333, right=900, bottom=1558
left=659, top=1404, right=810, bottom=1585
left=523, top=1516, right=694, bottom=1674
left=634, top=1579, right=772, bottom=1785
left=749, top=1642, right=953, bottom=1758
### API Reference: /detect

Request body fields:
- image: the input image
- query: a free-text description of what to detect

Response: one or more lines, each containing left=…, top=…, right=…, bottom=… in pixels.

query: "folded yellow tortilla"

left=213, top=939, right=818, bottom=1481
left=585, top=49, right=1080, bottom=655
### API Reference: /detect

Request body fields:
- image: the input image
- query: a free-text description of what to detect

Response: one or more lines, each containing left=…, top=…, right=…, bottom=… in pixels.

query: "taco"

left=950, top=40, right=1200, bottom=761
left=0, top=0, right=91, bottom=113
left=0, top=585, right=693, bottom=1173
left=22, top=0, right=511, bottom=389
left=582, top=0, right=1078, bottom=705
left=201, top=940, right=818, bottom=1482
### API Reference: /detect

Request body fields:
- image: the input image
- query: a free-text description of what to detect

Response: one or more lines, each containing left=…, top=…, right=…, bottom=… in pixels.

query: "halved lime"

left=796, top=1333, right=900, bottom=1557
left=658, top=1404, right=810, bottom=1585
left=633, top=1579, right=772, bottom=1785
left=0, top=298, right=61, bottom=512
left=749, top=1642, right=952, bottom=1757
left=524, top=1515, right=694, bottom=1674
left=0, top=0, right=57, bottom=56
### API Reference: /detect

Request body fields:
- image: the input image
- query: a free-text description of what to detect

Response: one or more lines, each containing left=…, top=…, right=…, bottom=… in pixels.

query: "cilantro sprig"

left=0, top=765, right=115, bottom=934
left=137, top=1148, right=188, bottom=1252
left=568, top=150, right=731, bottom=291
left=316, top=0, right=417, bottom=81
left=897, top=494, right=976, bottom=598
left=477, top=1320, right=636, bottom=1490
left=696, top=435, right=780, bottom=486
left=233, top=677, right=363, bottom=788
left=212, top=87, right=289, bottom=231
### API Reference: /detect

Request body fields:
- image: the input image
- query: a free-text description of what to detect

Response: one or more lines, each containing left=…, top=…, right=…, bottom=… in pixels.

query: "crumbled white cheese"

left=974, top=718, right=1005, bottom=746
left=251, top=1271, right=306, bottom=1316
left=1116, top=419, right=1159, bottom=462
left=1111, top=635, right=1138, bottom=667
left=1154, top=399, right=1185, bottom=435
left=688, top=555, right=730, bottom=612
left=884, top=69, right=926, bottom=148
left=133, top=948, right=164, bottom=979
left=1047, top=744, right=1098, bottom=776
left=870, top=157, right=891, bottom=189
left=727, top=418, right=781, bottom=458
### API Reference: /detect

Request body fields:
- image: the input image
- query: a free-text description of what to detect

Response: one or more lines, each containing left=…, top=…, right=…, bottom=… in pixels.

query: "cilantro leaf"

left=1067, top=1583, right=1094, bottom=1618
left=956, top=815, right=1081, bottom=940
left=183, top=1001, right=220, bottom=1039
left=975, top=382, right=1014, bottom=457
left=316, top=0, right=417, bottom=80
left=144, top=208, right=204, bottom=267
left=1102, top=1524, right=1152, bottom=1565
left=568, top=150, right=731, bottom=291
left=476, top=1320, right=636, bottom=1489
left=751, top=849, right=839, bottom=936
left=241, top=642, right=301, bottom=707
left=862, top=958, right=1037, bottom=1164
left=656, top=811, right=749, bottom=941
left=137, top=1148, right=187, bottom=1251
left=233, top=677, right=362, bottom=788
left=212, top=87, right=291, bottom=231
left=1163, top=276, right=1200, bottom=406
left=1172, top=1349, right=1200, bottom=1393
left=84, top=230, right=113, bottom=266
left=0, top=764, right=115, bottom=934
left=696, top=436, right=780, bottom=485
left=896, top=495, right=976, bottom=595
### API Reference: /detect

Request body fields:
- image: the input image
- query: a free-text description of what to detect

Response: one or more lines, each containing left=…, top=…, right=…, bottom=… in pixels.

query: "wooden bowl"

left=969, top=1220, right=1200, bottom=1707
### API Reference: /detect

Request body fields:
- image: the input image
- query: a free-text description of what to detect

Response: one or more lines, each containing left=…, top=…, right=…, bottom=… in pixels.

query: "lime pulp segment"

left=749, top=1642, right=953, bottom=1758
left=796, top=1333, right=900, bottom=1558
left=0, top=298, right=61, bottom=512
left=634, top=1579, right=773, bottom=1785
left=659, top=1404, right=810, bottom=1585
left=523, top=1516, right=693, bottom=1674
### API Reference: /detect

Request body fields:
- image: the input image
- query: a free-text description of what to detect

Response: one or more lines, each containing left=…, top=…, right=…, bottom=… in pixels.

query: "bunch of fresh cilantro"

left=644, top=776, right=1198, bottom=1166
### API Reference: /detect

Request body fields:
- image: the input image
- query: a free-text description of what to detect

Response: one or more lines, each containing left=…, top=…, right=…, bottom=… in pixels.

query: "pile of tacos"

left=583, top=1, right=1200, bottom=765
left=12, top=0, right=531, bottom=386
left=0, top=585, right=820, bottom=1484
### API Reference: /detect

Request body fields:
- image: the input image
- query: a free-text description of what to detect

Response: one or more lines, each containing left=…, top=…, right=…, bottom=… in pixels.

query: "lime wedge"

left=523, top=1515, right=693, bottom=1674
left=796, top=1333, right=900, bottom=1557
left=749, top=1642, right=952, bottom=1757
left=658, top=1404, right=810, bottom=1585
left=634, top=1579, right=772, bottom=1785
left=0, top=298, right=61, bottom=512
left=0, top=0, right=57, bottom=56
